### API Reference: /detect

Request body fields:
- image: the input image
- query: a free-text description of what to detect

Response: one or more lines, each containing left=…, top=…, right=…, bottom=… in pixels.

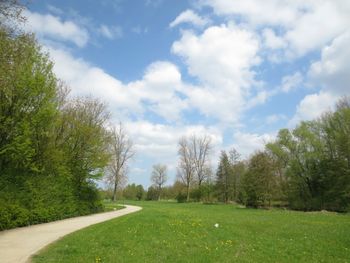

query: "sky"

left=24, top=0, right=350, bottom=188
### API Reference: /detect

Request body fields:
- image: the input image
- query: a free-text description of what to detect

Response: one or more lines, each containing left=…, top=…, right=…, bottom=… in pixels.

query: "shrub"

left=176, top=192, right=187, bottom=203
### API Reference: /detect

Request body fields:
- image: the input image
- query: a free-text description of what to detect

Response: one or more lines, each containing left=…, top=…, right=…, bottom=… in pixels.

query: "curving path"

left=0, top=205, right=142, bottom=263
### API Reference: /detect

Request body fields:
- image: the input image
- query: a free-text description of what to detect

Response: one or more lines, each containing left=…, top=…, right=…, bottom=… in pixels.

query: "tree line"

left=214, top=98, right=350, bottom=212
left=135, top=98, right=350, bottom=212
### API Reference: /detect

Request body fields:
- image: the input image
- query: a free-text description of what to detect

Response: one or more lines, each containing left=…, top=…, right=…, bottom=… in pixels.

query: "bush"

left=0, top=204, right=30, bottom=230
left=146, top=186, right=158, bottom=201
left=190, top=188, right=202, bottom=202
left=176, top=192, right=187, bottom=203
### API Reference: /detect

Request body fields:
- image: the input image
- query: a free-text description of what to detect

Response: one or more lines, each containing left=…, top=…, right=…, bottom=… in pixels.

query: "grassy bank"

left=32, top=201, right=350, bottom=263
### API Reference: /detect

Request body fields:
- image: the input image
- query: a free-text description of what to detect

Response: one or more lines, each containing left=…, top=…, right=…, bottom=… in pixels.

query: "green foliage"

left=123, top=184, right=145, bottom=200
left=146, top=186, right=159, bottom=201
left=214, top=149, right=244, bottom=203
left=0, top=203, right=29, bottom=229
left=189, top=187, right=202, bottom=201
left=136, top=185, right=145, bottom=201
left=175, top=192, right=187, bottom=203
left=0, top=26, right=110, bottom=230
left=215, top=151, right=233, bottom=202
left=240, top=152, right=275, bottom=207
left=265, top=98, right=350, bottom=211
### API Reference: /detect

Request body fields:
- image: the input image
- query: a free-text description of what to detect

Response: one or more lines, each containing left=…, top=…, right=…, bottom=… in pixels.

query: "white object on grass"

left=214, top=223, right=219, bottom=228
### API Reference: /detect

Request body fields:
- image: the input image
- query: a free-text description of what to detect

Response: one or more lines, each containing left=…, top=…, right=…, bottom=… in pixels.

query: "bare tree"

left=105, top=165, right=128, bottom=199
left=108, top=122, right=135, bottom=202
left=177, top=136, right=195, bottom=202
left=151, top=164, right=168, bottom=200
left=190, top=134, right=212, bottom=186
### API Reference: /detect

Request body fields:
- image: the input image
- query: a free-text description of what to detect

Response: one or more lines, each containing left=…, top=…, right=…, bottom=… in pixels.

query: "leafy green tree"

left=146, top=186, right=159, bottom=201
left=0, top=30, right=58, bottom=176
left=215, top=151, right=233, bottom=203
left=136, top=184, right=145, bottom=200
left=241, top=151, right=275, bottom=207
left=57, top=97, right=110, bottom=211
left=0, top=29, right=66, bottom=229
left=123, top=184, right=144, bottom=200
left=266, top=100, right=350, bottom=211
left=317, top=98, right=350, bottom=211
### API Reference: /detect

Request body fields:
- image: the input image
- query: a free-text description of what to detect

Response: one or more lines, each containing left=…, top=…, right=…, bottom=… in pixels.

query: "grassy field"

left=32, top=201, right=350, bottom=263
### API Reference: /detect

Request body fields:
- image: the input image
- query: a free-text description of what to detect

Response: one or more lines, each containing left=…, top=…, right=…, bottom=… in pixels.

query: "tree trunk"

left=186, top=184, right=190, bottom=202
left=113, top=181, right=118, bottom=202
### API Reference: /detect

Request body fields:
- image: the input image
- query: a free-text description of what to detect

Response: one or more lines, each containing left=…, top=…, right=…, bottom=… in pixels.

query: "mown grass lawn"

left=32, top=201, right=350, bottom=263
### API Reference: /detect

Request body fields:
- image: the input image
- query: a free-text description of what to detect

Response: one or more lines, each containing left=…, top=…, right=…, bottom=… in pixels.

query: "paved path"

left=0, top=205, right=142, bottom=263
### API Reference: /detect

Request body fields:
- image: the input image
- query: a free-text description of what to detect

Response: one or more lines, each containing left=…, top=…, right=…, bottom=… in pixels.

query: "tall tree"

left=216, top=151, right=232, bottom=203
left=151, top=164, right=168, bottom=200
left=0, top=29, right=58, bottom=177
left=229, top=148, right=242, bottom=201
left=190, top=134, right=212, bottom=186
left=177, top=136, right=195, bottom=202
left=108, top=122, right=134, bottom=202
left=201, top=165, right=215, bottom=202
left=60, top=97, right=111, bottom=208
left=241, top=151, right=275, bottom=207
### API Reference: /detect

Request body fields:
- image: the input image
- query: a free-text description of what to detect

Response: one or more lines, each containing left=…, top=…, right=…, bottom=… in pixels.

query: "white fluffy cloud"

left=232, top=131, right=275, bottom=158
left=309, top=31, right=350, bottom=95
left=288, top=91, right=338, bottom=126
left=202, top=0, right=350, bottom=58
left=24, top=10, right=89, bottom=47
left=48, top=48, right=140, bottom=112
left=202, top=0, right=302, bottom=27
left=198, top=0, right=350, bottom=128
left=47, top=47, right=188, bottom=122
left=169, top=9, right=210, bottom=28
left=284, top=1, right=350, bottom=57
left=262, top=28, right=287, bottom=49
left=127, top=61, right=188, bottom=121
left=172, top=23, right=261, bottom=123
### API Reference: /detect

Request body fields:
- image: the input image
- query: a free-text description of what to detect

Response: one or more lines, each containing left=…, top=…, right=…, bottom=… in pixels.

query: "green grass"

left=32, top=201, right=350, bottom=263
left=102, top=201, right=125, bottom=212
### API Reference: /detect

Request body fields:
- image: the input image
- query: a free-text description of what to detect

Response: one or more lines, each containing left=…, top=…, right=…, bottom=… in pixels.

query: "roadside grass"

left=32, top=201, right=350, bottom=263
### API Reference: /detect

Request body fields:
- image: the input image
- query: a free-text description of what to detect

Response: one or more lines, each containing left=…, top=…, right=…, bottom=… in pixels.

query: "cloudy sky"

left=25, top=0, right=350, bottom=187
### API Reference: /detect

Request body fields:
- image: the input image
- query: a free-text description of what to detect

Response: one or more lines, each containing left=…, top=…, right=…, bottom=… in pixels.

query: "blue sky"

left=25, top=0, right=350, bottom=187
